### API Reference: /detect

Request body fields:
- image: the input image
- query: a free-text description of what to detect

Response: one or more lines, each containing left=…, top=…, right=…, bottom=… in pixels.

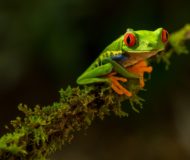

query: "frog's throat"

left=124, top=50, right=162, bottom=67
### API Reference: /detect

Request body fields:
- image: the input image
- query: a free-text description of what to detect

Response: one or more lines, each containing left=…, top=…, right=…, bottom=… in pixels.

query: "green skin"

left=77, top=28, right=166, bottom=85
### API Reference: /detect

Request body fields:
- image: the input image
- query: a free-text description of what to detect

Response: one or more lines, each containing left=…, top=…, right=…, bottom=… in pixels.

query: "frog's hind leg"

left=77, top=62, right=132, bottom=97
left=76, top=63, right=113, bottom=85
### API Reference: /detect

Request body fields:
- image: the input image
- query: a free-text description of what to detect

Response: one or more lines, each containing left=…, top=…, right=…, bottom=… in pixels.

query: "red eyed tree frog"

left=77, top=28, right=169, bottom=97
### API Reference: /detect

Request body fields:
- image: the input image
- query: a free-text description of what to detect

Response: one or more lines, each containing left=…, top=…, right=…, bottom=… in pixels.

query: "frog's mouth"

left=124, top=50, right=163, bottom=67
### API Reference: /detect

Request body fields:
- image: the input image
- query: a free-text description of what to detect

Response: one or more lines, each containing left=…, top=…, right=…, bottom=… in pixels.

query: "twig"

left=0, top=24, right=190, bottom=160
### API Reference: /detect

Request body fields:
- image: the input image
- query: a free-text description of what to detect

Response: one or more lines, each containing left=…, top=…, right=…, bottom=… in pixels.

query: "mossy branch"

left=0, top=24, right=190, bottom=160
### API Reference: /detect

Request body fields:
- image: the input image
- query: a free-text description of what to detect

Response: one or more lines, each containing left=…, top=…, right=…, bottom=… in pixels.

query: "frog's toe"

left=111, top=76, right=127, bottom=82
left=143, top=66, right=152, bottom=73
left=111, top=83, right=124, bottom=95
left=139, top=77, right=145, bottom=88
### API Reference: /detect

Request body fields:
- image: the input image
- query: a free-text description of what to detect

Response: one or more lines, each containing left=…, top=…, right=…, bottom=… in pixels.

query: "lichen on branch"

left=0, top=24, right=190, bottom=160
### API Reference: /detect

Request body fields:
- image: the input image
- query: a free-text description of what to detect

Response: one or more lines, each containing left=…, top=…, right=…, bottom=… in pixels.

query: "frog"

left=76, top=28, right=169, bottom=97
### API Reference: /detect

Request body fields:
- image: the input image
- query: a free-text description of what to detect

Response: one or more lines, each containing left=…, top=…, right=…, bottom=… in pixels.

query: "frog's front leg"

left=127, top=60, right=152, bottom=87
left=103, top=58, right=139, bottom=79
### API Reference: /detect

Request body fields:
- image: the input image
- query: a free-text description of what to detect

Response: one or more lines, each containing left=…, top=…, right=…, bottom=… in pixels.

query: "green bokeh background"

left=0, top=0, right=190, bottom=159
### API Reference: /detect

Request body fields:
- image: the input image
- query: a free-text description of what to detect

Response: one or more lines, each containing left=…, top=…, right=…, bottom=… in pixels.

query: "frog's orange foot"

left=107, top=74, right=132, bottom=97
left=127, top=60, right=153, bottom=88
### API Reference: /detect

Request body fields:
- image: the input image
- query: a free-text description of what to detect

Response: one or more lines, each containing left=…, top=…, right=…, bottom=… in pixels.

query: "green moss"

left=169, top=24, right=190, bottom=54
left=0, top=130, right=27, bottom=155
left=157, top=24, right=190, bottom=69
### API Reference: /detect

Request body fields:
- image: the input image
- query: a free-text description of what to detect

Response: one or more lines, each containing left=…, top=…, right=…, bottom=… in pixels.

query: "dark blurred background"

left=0, top=0, right=190, bottom=159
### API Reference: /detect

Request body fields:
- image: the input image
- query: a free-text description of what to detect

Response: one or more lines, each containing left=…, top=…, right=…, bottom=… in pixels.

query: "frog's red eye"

left=124, top=33, right=136, bottom=47
left=162, top=29, right=169, bottom=43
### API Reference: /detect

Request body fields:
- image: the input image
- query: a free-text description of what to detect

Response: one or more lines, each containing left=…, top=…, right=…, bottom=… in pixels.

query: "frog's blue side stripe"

left=111, top=54, right=128, bottom=62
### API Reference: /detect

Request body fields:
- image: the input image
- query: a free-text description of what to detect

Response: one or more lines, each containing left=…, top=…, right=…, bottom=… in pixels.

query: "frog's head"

left=121, top=28, right=169, bottom=66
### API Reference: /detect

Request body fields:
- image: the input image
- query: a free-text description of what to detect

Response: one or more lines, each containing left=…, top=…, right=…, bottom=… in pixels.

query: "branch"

left=0, top=24, right=190, bottom=160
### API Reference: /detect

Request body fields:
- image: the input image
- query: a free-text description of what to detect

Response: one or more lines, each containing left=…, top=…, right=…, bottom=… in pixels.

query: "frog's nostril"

left=147, top=43, right=154, bottom=47
left=147, top=42, right=157, bottom=48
